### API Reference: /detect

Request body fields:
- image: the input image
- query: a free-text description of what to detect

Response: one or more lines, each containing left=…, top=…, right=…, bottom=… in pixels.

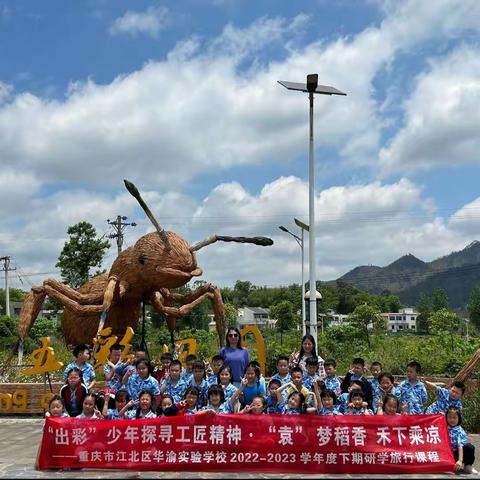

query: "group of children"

left=47, top=343, right=477, bottom=474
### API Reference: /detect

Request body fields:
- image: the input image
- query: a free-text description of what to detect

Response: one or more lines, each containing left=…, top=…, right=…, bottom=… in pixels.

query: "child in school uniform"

left=303, top=356, right=322, bottom=391
left=125, top=358, right=160, bottom=402
left=340, top=357, right=373, bottom=408
left=201, top=384, right=236, bottom=414
left=206, top=355, right=224, bottom=386
left=155, top=395, right=174, bottom=417
left=322, top=359, right=342, bottom=396
left=102, top=390, right=129, bottom=420
left=446, top=406, right=477, bottom=474
left=181, top=354, right=198, bottom=385
left=368, top=361, right=382, bottom=397
left=315, top=388, right=342, bottom=416
left=166, top=386, right=200, bottom=416
left=159, top=359, right=187, bottom=403
left=372, top=372, right=401, bottom=413
left=188, top=360, right=209, bottom=408
left=346, top=389, right=373, bottom=416
left=63, top=343, right=96, bottom=392
left=121, top=389, right=157, bottom=419
left=376, top=393, right=407, bottom=415
left=424, top=379, right=465, bottom=414
left=336, top=379, right=364, bottom=414
left=45, top=395, right=69, bottom=418
left=265, top=378, right=281, bottom=414
left=240, top=395, right=267, bottom=415
left=270, top=356, right=291, bottom=385
left=283, top=366, right=314, bottom=407
left=217, top=365, right=238, bottom=404
left=77, top=393, right=102, bottom=419
left=399, top=361, right=427, bottom=414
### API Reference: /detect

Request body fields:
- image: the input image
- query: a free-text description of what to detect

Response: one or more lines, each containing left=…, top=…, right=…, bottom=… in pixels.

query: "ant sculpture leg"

left=17, top=276, right=124, bottom=358
left=150, top=283, right=226, bottom=348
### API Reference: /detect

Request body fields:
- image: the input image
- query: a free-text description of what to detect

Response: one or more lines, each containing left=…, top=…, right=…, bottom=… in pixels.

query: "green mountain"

left=338, top=241, right=480, bottom=308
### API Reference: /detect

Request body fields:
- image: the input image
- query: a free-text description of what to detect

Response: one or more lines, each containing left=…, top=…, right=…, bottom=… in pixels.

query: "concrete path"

left=0, top=419, right=478, bottom=478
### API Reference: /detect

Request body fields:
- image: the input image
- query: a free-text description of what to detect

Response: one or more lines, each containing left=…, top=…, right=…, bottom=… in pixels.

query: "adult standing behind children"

left=289, top=334, right=326, bottom=378
left=217, top=327, right=250, bottom=388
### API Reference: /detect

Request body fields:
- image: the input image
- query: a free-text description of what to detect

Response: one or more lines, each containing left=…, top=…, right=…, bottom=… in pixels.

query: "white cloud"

left=0, top=2, right=478, bottom=192
left=449, top=197, right=480, bottom=236
left=379, top=46, right=480, bottom=174
left=3, top=175, right=477, bottom=291
left=109, top=5, right=169, bottom=38
left=0, top=170, right=40, bottom=217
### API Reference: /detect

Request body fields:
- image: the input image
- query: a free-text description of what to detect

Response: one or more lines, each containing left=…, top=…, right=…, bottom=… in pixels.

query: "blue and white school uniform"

left=372, top=386, right=401, bottom=413
left=105, top=408, right=122, bottom=420
left=318, top=406, right=342, bottom=415
left=323, top=376, right=342, bottom=395
left=399, top=379, right=427, bottom=414
left=127, top=374, right=160, bottom=401
left=125, top=409, right=157, bottom=419
left=425, top=386, right=462, bottom=414
left=270, top=372, right=291, bottom=385
left=163, top=378, right=187, bottom=403
left=278, top=401, right=302, bottom=415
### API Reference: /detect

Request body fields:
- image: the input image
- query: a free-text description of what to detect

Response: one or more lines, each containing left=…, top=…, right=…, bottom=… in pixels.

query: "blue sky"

left=1, top=0, right=480, bottom=293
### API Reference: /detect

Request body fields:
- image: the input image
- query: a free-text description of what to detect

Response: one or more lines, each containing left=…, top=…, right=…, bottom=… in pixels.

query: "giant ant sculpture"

left=16, top=180, right=273, bottom=361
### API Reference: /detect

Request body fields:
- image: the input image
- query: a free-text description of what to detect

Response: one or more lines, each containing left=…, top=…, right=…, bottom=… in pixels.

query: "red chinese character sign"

left=36, top=414, right=454, bottom=474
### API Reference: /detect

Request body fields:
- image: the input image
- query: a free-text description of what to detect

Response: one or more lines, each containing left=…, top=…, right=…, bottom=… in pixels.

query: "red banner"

left=36, top=413, right=454, bottom=473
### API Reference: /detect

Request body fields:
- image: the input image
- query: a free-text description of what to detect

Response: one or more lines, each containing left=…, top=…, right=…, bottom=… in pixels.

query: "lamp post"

left=279, top=220, right=309, bottom=335
left=278, top=74, right=346, bottom=347
left=304, top=289, right=323, bottom=335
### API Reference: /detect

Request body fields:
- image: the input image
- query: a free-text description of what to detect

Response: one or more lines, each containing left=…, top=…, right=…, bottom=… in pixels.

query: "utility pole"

left=107, top=216, right=137, bottom=256
left=0, top=256, right=16, bottom=316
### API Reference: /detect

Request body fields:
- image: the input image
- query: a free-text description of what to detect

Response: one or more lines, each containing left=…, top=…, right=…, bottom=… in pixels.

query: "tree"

left=348, top=304, right=386, bottom=348
left=232, top=280, right=252, bottom=307
left=376, top=293, right=401, bottom=313
left=0, top=287, right=27, bottom=314
left=432, top=287, right=448, bottom=312
left=429, top=308, right=460, bottom=335
left=429, top=308, right=460, bottom=352
left=335, top=280, right=359, bottom=314
left=55, top=221, right=110, bottom=288
left=270, top=300, right=297, bottom=344
left=416, top=293, right=432, bottom=334
left=224, top=303, right=238, bottom=327
left=467, top=285, right=480, bottom=329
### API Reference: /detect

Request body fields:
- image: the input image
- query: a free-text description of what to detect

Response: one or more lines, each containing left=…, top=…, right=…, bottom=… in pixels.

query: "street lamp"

left=278, top=219, right=310, bottom=335
left=278, top=74, right=346, bottom=347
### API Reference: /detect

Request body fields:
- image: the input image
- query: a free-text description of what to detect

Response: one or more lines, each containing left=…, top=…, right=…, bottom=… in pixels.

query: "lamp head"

left=306, top=74, right=318, bottom=93
left=279, top=226, right=289, bottom=233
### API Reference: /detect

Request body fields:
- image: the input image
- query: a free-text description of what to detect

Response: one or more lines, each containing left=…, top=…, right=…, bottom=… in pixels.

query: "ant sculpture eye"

left=138, top=254, right=146, bottom=265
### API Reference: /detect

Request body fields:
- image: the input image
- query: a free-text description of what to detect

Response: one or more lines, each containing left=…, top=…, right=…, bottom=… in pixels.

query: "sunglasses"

left=228, top=333, right=239, bottom=338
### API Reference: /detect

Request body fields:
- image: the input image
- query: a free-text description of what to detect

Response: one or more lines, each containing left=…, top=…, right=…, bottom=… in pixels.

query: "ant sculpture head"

left=124, top=179, right=273, bottom=289
left=124, top=180, right=201, bottom=289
